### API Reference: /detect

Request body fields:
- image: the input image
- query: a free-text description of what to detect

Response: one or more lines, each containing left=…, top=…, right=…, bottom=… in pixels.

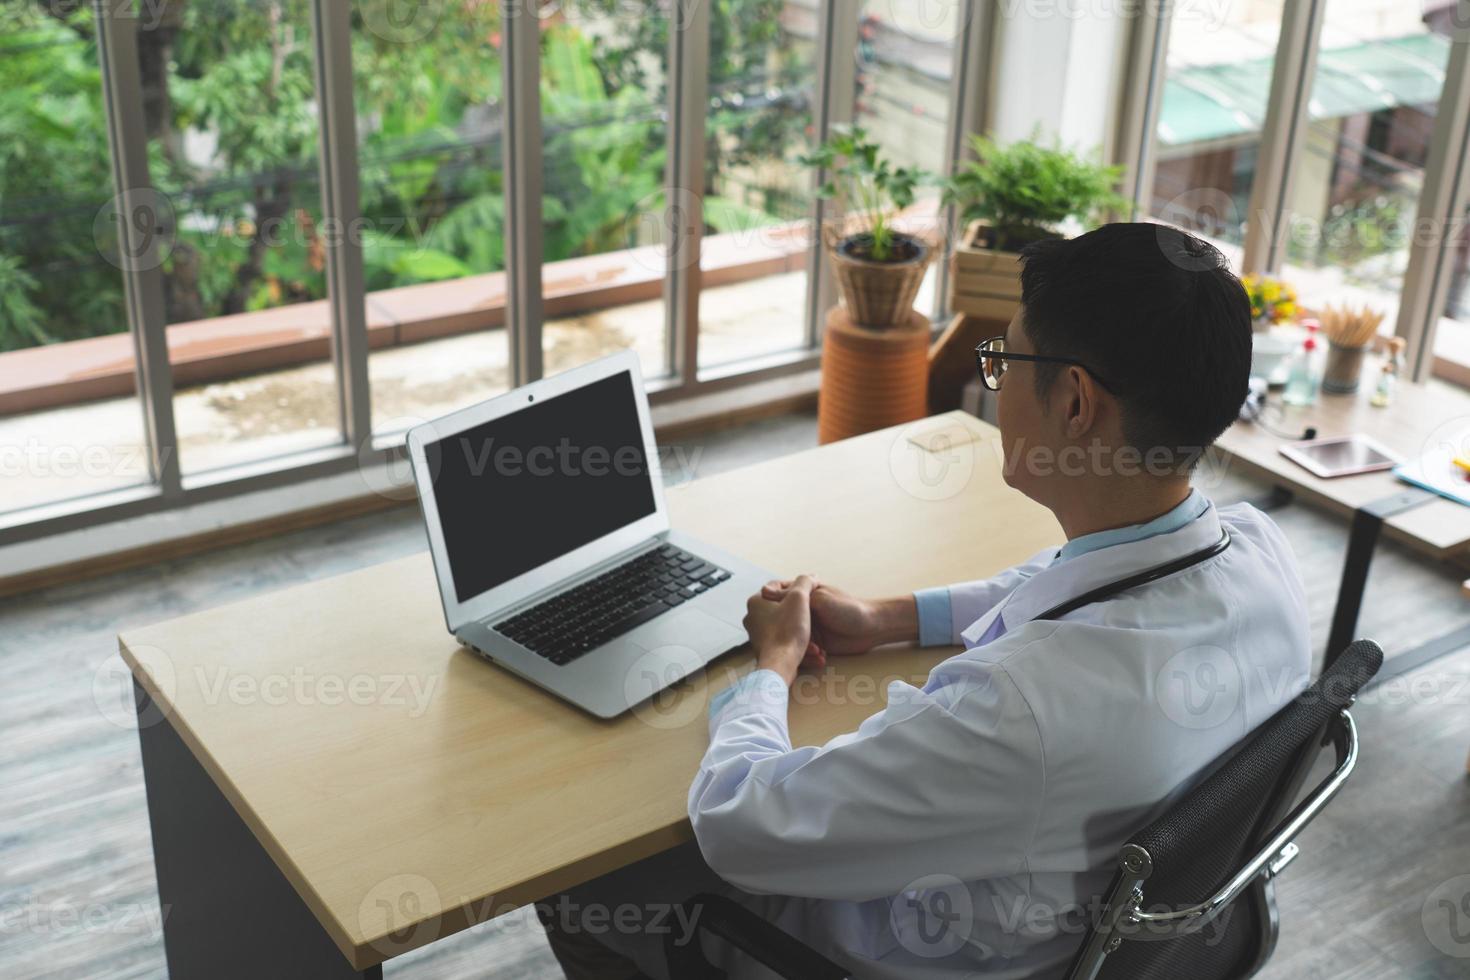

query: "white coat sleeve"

left=687, top=659, right=1046, bottom=902
left=922, top=548, right=1056, bottom=645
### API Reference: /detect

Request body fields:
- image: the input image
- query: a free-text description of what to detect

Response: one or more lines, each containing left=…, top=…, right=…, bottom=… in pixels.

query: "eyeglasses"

left=973, top=336, right=1114, bottom=392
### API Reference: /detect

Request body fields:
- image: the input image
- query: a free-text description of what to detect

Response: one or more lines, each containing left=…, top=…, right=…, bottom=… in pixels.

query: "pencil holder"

left=1322, top=341, right=1367, bottom=395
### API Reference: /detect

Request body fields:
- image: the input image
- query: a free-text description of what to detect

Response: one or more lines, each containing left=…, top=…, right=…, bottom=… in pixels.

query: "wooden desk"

left=1216, top=379, right=1470, bottom=664
left=120, top=412, right=1062, bottom=979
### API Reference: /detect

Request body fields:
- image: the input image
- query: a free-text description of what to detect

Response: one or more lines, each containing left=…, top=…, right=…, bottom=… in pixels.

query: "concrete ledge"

left=0, top=224, right=809, bottom=416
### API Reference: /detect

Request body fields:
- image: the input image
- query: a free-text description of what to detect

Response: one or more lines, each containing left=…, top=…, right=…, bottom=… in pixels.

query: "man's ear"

left=1063, top=365, right=1100, bottom=438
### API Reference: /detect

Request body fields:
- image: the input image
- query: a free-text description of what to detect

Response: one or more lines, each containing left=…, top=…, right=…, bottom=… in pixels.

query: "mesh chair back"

left=1087, top=639, right=1382, bottom=980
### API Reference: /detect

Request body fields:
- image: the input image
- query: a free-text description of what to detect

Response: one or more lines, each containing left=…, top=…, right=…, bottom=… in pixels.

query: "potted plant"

left=941, top=135, right=1124, bottom=320
left=801, top=125, right=932, bottom=328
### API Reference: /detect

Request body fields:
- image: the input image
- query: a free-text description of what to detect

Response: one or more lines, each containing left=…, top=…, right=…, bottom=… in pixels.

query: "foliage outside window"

left=0, top=0, right=807, bottom=353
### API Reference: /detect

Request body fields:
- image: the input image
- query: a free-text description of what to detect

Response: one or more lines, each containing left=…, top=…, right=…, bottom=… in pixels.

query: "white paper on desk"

left=906, top=418, right=983, bottom=454
left=1395, top=421, right=1470, bottom=508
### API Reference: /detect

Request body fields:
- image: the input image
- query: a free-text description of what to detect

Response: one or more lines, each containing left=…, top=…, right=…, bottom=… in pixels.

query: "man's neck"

left=1052, top=479, right=1194, bottom=542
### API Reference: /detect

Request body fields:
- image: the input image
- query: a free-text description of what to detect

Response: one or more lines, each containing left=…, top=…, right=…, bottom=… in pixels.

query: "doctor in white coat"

left=537, top=224, right=1312, bottom=980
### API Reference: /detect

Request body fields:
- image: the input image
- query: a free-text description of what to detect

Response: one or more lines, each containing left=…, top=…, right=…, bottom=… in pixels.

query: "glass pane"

left=696, top=0, right=817, bottom=370
left=0, top=6, right=150, bottom=513
left=352, top=0, right=510, bottom=433
left=144, top=0, right=343, bottom=475
left=853, top=0, right=958, bottom=324
left=1282, top=4, right=1450, bottom=337
left=1146, top=0, right=1286, bottom=259
left=539, top=3, right=670, bottom=380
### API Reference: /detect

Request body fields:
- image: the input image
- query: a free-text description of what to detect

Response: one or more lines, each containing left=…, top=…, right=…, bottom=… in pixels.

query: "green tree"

left=0, top=6, right=124, bottom=348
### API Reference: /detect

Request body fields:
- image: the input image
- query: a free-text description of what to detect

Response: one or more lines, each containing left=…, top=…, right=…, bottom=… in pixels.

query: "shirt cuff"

left=914, top=587, right=953, bottom=647
left=708, top=669, right=790, bottom=727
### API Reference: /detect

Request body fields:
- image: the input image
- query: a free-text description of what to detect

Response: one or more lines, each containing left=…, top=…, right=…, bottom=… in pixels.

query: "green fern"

left=0, top=254, right=50, bottom=352
left=941, top=135, right=1125, bottom=252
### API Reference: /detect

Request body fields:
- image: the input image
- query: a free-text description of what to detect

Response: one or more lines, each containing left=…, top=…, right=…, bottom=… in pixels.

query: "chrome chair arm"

left=1121, top=709, right=1358, bottom=940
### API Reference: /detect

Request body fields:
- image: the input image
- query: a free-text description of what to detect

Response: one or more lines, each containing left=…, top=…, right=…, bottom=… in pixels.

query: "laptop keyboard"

left=492, top=545, right=731, bottom=666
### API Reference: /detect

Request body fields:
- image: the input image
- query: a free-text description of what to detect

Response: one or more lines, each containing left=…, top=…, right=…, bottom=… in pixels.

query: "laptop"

left=405, top=351, right=774, bottom=718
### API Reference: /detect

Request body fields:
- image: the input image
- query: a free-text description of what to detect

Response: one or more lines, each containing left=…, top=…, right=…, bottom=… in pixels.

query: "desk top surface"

left=1215, top=378, right=1470, bottom=554
left=119, top=411, right=1062, bottom=969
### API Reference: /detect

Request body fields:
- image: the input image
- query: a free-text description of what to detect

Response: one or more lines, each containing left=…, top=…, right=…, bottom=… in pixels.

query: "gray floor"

left=2, top=408, right=1469, bottom=979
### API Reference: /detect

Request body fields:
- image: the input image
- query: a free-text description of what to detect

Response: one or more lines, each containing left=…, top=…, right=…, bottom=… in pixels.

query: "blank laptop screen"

left=424, top=371, right=657, bottom=603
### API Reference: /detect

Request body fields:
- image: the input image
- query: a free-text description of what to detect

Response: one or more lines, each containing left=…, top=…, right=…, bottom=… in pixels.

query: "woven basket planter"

left=818, top=306, right=930, bottom=445
left=825, top=229, right=933, bottom=329
left=948, top=221, right=1023, bottom=322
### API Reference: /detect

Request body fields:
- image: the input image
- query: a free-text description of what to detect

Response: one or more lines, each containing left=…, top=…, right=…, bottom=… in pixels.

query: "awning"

left=1158, top=32, right=1451, bottom=147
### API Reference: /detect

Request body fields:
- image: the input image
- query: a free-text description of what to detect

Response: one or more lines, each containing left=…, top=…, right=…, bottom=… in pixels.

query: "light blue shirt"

left=712, top=491, right=1213, bottom=713
left=913, top=489, right=1210, bottom=647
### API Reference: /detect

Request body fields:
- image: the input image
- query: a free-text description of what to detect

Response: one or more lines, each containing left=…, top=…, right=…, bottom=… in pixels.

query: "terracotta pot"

left=826, top=232, right=932, bottom=329
left=818, top=306, right=930, bottom=444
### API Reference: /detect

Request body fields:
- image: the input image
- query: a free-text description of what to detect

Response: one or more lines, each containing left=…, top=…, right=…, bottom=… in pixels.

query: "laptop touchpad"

left=635, top=609, right=744, bottom=653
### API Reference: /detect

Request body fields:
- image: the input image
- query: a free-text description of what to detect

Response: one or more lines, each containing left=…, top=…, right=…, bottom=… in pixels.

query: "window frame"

left=1129, top=0, right=1470, bottom=385
left=1, top=0, right=991, bottom=545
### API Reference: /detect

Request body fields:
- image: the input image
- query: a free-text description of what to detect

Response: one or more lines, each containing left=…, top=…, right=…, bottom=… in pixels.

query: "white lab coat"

left=686, top=499, right=1311, bottom=979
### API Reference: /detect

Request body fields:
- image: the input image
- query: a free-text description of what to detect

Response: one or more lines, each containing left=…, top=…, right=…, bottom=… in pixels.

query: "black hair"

left=1017, top=222, right=1252, bottom=467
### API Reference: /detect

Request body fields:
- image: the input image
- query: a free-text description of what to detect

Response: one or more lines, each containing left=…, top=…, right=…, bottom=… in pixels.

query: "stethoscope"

left=1032, top=531, right=1234, bottom=623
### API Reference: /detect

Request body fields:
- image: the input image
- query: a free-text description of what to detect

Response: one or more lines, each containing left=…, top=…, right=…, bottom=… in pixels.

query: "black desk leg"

left=134, top=680, right=382, bottom=980
left=1324, top=488, right=1436, bottom=669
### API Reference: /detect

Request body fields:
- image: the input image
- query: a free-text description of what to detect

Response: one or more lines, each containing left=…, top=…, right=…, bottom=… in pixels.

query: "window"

left=1145, top=0, right=1287, bottom=258
left=143, top=0, right=343, bottom=475
left=0, top=6, right=149, bottom=514
left=696, top=0, right=817, bottom=371
left=537, top=3, right=672, bottom=380
left=1281, top=3, right=1452, bottom=337
left=351, top=0, right=511, bottom=432
left=853, top=0, right=959, bottom=323
left=0, top=0, right=1104, bottom=542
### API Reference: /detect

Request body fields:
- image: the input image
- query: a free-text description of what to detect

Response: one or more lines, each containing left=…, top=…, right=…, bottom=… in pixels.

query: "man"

left=538, top=224, right=1311, bottom=979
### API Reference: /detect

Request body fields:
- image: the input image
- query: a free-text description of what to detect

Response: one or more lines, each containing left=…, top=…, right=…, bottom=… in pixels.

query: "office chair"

left=664, top=639, right=1382, bottom=980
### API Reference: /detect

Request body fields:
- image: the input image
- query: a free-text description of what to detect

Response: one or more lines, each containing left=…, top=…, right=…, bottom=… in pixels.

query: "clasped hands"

left=741, top=577, right=919, bottom=688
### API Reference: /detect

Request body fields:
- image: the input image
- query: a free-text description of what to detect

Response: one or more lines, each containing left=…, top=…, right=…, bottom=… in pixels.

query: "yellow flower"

left=1262, top=281, right=1281, bottom=303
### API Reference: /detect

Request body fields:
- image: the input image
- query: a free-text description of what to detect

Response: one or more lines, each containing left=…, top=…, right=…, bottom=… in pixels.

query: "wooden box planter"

left=948, top=221, right=1023, bottom=322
